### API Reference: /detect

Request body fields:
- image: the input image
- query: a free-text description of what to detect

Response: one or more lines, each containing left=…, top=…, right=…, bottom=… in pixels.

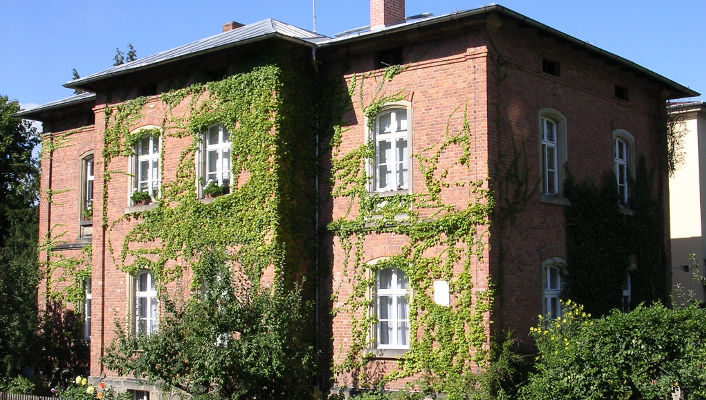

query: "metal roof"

left=15, top=92, right=95, bottom=118
left=56, top=4, right=698, bottom=100
left=319, top=4, right=699, bottom=99
left=65, top=19, right=328, bottom=89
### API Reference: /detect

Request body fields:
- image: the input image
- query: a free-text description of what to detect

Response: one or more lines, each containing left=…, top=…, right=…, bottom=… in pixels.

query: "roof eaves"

left=15, top=92, right=96, bottom=119
left=319, top=4, right=699, bottom=99
left=65, top=20, right=324, bottom=90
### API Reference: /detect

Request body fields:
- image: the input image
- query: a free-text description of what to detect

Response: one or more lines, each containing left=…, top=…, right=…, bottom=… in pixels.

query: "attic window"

left=543, top=59, right=560, bottom=77
left=376, top=47, right=403, bottom=69
left=138, top=83, right=158, bottom=97
left=615, top=86, right=629, bottom=101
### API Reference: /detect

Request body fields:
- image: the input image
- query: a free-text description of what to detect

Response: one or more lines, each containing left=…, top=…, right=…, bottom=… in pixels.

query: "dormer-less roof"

left=15, top=92, right=95, bottom=119
left=65, top=19, right=328, bottom=91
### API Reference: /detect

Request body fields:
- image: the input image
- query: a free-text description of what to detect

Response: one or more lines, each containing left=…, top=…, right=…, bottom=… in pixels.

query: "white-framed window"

left=133, top=133, right=160, bottom=202
left=376, top=267, right=409, bottom=349
left=372, top=107, right=410, bottom=193
left=612, top=130, right=634, bottom=206
left=83, top=278, right=92, bottom=340
left=135, top=271, right=157, bottom=335
left=539, top=109, right=567, bottom=196
left=200, top=123, right=231, bottom=196
left=131, top=390, right=149, bottom=400
left=622, top=273, right=632, bottom=313
left=543, top=263, right=563, bottom=319
left=84, top=155, right=94, bottom=216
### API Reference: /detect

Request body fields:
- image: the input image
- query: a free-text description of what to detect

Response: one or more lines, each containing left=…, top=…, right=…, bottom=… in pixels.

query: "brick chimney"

left=370, top=0, right=405, bottom=30
left=222, top=21, right=245, bottom=32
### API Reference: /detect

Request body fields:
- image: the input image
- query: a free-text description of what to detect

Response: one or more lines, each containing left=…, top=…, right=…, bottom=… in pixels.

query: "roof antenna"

left=313, top=0, right=317, bottom=32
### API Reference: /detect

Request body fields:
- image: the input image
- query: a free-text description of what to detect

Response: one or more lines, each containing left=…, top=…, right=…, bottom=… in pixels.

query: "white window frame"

left=200, top=123, right=231, bottom=196
left=612, top=130, right=634, bottom=206
left=131, top=390, right=149, bottom=400
left=369, top=103, right=412, bottom=194
left=135, top=270, right=157, bottom=335
left=542, top=258, right=565, bottom=320
left=622, top=273, right=632, bottom=313
left=538, top=109, right=567, bottom=197
left=84, top=155, right=94, bottom=215
left=130, top=128, right=161, bottom=204
left=83, top=278, right=92, bottom=340
left=375, top=267, right=410, bottom=349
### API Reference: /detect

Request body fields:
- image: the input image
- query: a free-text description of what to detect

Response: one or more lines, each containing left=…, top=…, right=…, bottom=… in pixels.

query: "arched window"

left=538, top=109, right=567, bottom=197
left=376, top=267, right=409, bottom=348
left=612, top=130, right=634, bottom=205
left=135, top=271, right=157, bottom=334
left=200, top=123, right=231, bottom=197
left=131, top=129, right=161, bottom=204
left=542, top=260, right=565, bottom=319
left=372, top=106, right=411, bottom=193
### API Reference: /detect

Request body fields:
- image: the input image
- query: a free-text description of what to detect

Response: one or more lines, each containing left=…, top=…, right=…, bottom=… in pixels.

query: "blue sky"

left=1, top=0, right=703, bottom=111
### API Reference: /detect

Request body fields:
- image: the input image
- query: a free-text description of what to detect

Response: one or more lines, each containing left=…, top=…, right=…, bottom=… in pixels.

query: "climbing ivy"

left=322, top=64, right=495, bottom=398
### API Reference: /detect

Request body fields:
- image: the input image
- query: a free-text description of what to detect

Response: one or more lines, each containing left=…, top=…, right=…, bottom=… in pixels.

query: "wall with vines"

left=319, top=30, right=498, bottom=397
left=89, top=43, right=318, bottom=377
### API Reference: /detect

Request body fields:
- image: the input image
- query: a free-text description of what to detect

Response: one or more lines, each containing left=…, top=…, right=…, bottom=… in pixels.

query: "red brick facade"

left=25, top=2, right=694, bottom=396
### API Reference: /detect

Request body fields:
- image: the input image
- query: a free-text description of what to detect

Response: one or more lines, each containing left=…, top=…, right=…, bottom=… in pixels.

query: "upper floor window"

left=80, top=154, right=94, bottom=237
left=543, top=263, right=563, bottom=319
left=376, top=267, right=409, bottom=349
left=83, top=278, right=92, bottom=340
left=612, top=130, right=634, bottom=206
left=133, top=133, right=160, bottom=203
left=200, top=123, right=231, bottom=196
left=373, top=108, right=410, bottom=193
left=539, top=110, right=567, bottom=197
left=135, top=271, right=157, bottom=335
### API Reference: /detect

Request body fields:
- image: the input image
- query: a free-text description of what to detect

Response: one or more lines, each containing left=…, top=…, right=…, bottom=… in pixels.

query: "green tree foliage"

left=521, top=301, right=706, bottom=400
left=0, top=95, right=40, bottom=378
left=113, top=44, right=137, bottom=66
left=71, top=69, right=84, bottom=95
left=102, top=250, right=316, bottom=399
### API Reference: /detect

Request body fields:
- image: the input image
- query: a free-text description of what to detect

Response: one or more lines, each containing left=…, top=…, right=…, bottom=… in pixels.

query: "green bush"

left=54, top=376, right=130, bottom=400
left=521, top=301, right=706, bottom=400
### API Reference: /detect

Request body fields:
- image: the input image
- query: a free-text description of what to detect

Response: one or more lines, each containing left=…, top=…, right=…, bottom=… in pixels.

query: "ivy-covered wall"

left=87, top=42, right=318, bottom=379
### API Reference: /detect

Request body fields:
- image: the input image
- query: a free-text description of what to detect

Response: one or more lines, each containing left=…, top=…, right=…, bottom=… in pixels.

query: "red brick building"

left=19, top=1, right=697, bottom=396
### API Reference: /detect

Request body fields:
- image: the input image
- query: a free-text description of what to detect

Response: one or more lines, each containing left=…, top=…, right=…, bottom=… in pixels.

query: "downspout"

left=311, top=44, right=324, bottom=391
left=44, top=131, right=54, bottom=311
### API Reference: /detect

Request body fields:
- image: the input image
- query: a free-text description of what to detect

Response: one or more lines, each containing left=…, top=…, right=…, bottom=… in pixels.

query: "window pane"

left=137, top=297, right=146, bottom=318
left=138, top=273, right=148, bottom=291
left=379, top=321, right=390, bottom=345
left=550, top=297, right=560, bottom=317
left=396, top=138, right=408, bottom=188
left=378, top=140, right=392, bottom=164
left=208, top=126, right=219, bottom=145
left=547, top=170, right=556, bottom=194
left=379, top=296, right=391, bottom=319
left=208, top=150, right=217, bottom=176
left=397, top=295, right=407, bottom=319
left=140, top=161, right=149, bottom=181
left=379, top=269, right=392, bottom=289
left=397, top=321, right=408, bottom=346
left=152, top=137, right=158, bottom=154
left=379, top=113, right=393, bottom=134
left=396, top=110, right=407, bottom=132
left=546, top=146, right=556, bottom=170
left=544, top=120, right=556, bottom=142
left=222, top=126, right=230, bottom=143
left=396, top=270, right=408, bottom=289
left=140, top=137, right=150, bottom=155
left=86, top=180, right=94, bottom=206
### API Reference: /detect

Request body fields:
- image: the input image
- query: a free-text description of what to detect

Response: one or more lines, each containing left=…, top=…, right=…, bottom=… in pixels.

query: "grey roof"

left=320, top=4, right=699, bottom=99
left=66, top=19, right=328, bottom=89
left=15, top=92, right=95, bottom=118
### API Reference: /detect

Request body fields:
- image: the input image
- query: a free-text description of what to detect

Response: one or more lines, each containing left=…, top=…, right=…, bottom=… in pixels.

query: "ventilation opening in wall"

left=376, top=47, right=403, bottom=69
left=543, top=59, right=560, bottom=76
left=138, top=83, right=158, bottom=97
left=615, top=85, right=629, bottom=101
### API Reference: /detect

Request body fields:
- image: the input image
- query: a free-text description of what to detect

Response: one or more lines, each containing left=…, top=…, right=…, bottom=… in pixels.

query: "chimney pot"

left=222, top=21, right=245, bottom=32
left=370, top=0, right=405, bottom=29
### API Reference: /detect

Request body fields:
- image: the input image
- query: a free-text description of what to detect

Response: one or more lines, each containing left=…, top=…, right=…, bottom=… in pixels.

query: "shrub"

left=130, top=190, right=151, bottom=203
left=521, top=301, right=706, bottom=400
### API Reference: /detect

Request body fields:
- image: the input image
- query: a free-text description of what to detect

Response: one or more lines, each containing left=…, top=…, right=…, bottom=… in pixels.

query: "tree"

left=102, top=250, right=316, bottom=399
left=0, top=95, right=40, bottom=378
left=113, top=44, right=137, bottom=66
left=71, top=69, right=84, bottom=95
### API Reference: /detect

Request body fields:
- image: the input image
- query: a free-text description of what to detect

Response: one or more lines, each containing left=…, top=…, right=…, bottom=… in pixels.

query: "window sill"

left=619, top=206, right=634, bottom=216
left=367, top=348, right=409, bottom=359
left=199, top=194, right=230, bottom=204
left=125, top=203, right=158, bottom=214
left=539, top=194, right=571, bottom=206
left=373, top=188, right=411, bottom=197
